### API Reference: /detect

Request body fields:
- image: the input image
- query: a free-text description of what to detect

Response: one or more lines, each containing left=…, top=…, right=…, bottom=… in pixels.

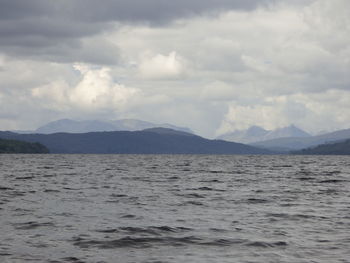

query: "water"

left=0, top=154, right=349, bottom=263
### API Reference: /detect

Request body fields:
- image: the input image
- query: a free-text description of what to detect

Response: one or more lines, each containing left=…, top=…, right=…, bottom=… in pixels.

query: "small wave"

left=273, top=165, right=293, bottom=168
left=43, top=174, right=57, bottom=178
left=43, top=189, right=60, bottom=193
left=245, top=240, right=288, bottom=248
left=209, top=228, right=227, bottom=233
left=297, top=177, right=315, bottom=181
left=120, top=214, right=137, bottom=219
left=96, top=226, right=193, bottom=236
left=178, top=201, right=204, bottom=206
left=96, top=228, right=119, bottom=233
left=318, top=189, right=338, bottom=195
left=318, top=179, right=347, bottom=184
left=0, top=186, right=13, bottom=191
left=197, top=186, right=213, bottom=191
left=110, top=194, right=128, bottom=197
left=13, top=221, right=55, bottom=230
left=189, top=186, right=226, bottom=192
left=15, top=176, right=35, bottom=180
left=201, top=238, right=244, bottom=246
left=3, top=190, right=26, bottom=197
left=266, top=213, right=328, bottom=221
left=39, top=166, right=54, bottom=170
left=73, top=236, right=201, bottom=249
left=61, top=256, right=86, bottom=262
left=168, top=176, right=179, bottom=180
left=183, top=193, right=206, bottom=198
left=63, top=187, right=81, bottom=191
left=245, top=198, right=270, bottom=204
left=199, top=179, right=221, bottom=183
left=326, top=170, right=342, bottom=175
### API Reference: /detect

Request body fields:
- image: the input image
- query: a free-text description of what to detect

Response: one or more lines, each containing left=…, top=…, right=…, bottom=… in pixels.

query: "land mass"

left=0, top=138, right=49, bottom=153
left=0, top=128, right=271, bottom=154
left=294, top=139, right=350, bottom=155
left=251, top=128, right=350, bottom=151
left=21, top=118, right=194, bottom=134
left=218, top=125, right=310, bottom=144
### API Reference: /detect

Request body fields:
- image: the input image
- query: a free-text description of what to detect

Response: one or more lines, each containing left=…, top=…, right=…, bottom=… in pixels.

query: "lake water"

left=0, top=154, right=349, bottom=263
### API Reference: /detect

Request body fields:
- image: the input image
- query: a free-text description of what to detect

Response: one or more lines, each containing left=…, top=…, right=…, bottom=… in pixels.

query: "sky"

left=0, top=0, right=349, bottom=138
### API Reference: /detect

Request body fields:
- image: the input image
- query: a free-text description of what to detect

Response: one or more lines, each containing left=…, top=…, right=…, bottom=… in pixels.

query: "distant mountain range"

left=251, top=128, right=350, bottom=151
left=218, top=125, right=311, bottom=144
left=16, top=119, right=194, bottom=134
left=0, top=128, right=272, bottom=154
left=294, top=139, right=350, bottom=155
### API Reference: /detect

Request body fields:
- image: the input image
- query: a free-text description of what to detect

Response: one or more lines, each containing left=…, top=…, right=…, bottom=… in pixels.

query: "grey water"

left=0, top=155, right=349, bottom=263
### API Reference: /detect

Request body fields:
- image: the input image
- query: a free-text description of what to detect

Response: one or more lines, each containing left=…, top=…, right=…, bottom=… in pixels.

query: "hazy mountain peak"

left=252, top=128, right=350, bottom=152
left=218, top=124, right=310, bottom=144
left=35, top=119, right=194, bottom=134
left=268, top=124, right=310, bottom=139
left=246, top=126, right=268, bottom=136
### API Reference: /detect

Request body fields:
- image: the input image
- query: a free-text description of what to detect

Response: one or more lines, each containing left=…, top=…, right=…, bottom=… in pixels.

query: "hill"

left=0, top=129, right=271, bottom=154
left=251, top=128, right=350, bottom=151
left=0, top=138, right=49, bottom=153
left=34, top=119, right=193, bottom=134
left=218, top=125, right=310, bottom=144
left=294, top=139, right=350, bottom=155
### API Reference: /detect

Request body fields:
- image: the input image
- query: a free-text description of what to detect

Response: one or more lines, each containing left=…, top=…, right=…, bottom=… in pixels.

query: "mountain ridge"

left=0, top=128, right=272, bottom=154
left=294, top=139, right=350, bottom=155
left=32, top=119, right=194, bottom=134
left=252, top=128, right=350, bottom=151
left=218, top=125, right=310, bottom=144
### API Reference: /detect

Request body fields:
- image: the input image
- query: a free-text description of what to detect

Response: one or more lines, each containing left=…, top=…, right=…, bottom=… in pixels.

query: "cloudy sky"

left=0, top=0, right=349, bottom=137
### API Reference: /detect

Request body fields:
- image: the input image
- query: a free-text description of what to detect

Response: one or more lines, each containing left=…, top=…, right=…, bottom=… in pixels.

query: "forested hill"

left=0, top=138, right=49, bottom=153
left=295, top=139, right=350, bottom=155
left=0, top=128, right=271, bottom=154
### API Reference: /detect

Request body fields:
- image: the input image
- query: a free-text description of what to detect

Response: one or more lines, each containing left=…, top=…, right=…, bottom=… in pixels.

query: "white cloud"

left=217, top=89, right=350, bottom=136
left=217, top=103, right=291, bottom=135
left=138, top=51, right=187, bottom=80
left=70, top=63, right=139, bottom=111
left=200, top=81, right=237, bottom=101
left=31, top=80, right=70, bottom=111
left=30, top=63, right=140, bottom=115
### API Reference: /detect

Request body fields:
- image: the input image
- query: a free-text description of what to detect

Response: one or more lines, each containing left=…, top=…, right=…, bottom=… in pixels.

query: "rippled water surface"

left=0, top=154, right=349, bottom=263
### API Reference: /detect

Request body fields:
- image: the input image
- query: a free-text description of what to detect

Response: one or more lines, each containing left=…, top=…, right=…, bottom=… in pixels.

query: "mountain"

left=35, top=119, right=193, bottom=134
left=265, top=125, right=310, bottom=140
left=36, top=119, right=116, bottom=133
left=252, top=128, right=350, bottom=151
left=0, top=138, right=49, bottom=153
left=218, top=125, right=310, bottom=144
left=294, top=139, right=350, bottom=155
left=0, top=129, right=272, bottom=154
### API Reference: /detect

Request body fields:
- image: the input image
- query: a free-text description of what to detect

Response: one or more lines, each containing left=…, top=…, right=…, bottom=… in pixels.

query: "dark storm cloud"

left=0, top=0, right=273, bottom=23
left=65, top=0, right=274, bottom=23
left=0, top=0, right=273, bottom=64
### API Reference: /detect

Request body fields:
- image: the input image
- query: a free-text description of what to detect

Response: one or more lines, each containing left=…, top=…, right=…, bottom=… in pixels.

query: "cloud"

left=70, top=64, right=139, bottom=111
left=217, top=103, right=290, bottom=135
left=200, top=81, right=237, bottom=101
left=0, top=0, right=272, bottom=24
left=217, top=89, right=350, bottom=135
left=31, top=63, right=140, bottom=113
left=0, top=0, right=273, bottom=64
left=1, top=0, right=350, bottom=137
left=138, top=51, right=187, bottom=80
